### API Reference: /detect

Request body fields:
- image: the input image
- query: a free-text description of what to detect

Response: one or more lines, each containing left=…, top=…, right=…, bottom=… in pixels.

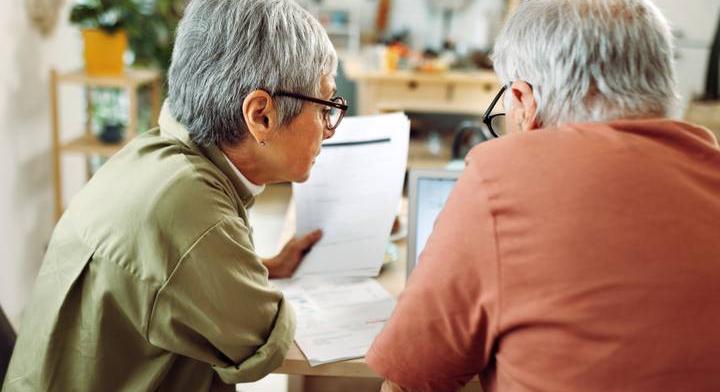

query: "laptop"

left=406, top=168, right=461, bottom=278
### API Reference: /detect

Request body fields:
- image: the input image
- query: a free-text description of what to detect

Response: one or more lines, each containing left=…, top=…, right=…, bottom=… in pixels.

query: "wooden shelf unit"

left=60, top=134, right=128, bottom=156
left=50, top=68, right=162, bottom=221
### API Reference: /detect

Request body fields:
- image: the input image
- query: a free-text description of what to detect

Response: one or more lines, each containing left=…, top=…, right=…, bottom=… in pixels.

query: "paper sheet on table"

left=273, top=277, right=396, bottom=366
left=293, top=113, right=410, bottom=277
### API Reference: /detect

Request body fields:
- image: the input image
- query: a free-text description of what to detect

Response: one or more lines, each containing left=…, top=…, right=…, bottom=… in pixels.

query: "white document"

left=273, top=277, right=396, bottom=366
left=293, top=113, right=410, bottom=277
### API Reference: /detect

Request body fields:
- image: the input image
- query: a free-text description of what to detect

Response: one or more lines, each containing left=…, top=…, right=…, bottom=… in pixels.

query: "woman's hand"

left=263, top=230, right=323, bottom=279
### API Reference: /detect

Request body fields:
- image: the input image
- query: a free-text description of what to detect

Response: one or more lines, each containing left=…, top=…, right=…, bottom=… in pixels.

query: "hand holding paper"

left=292, top=113, right=410, bottom=277
left=263, top=230, right=323, bottom=278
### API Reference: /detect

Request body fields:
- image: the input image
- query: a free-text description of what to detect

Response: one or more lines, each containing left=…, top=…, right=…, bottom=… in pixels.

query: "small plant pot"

left=82, top=28, right=127, bottom=75
left=99, top=123, right=124, bottom=144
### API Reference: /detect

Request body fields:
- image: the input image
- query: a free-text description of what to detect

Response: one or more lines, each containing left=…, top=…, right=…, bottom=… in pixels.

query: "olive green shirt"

left=3, top=107, right=295, bottom=391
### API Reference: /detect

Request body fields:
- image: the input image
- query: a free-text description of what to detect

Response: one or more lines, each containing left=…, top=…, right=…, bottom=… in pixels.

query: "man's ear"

left=509, top=81, right=540, bottom=132
left=242, top=90, right=277, bottom=144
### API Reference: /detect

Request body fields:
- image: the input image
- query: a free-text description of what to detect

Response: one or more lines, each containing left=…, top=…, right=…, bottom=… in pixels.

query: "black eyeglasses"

left=482, top=85, right=507, bottom=138
left=275, top=91, right=349, bottom=131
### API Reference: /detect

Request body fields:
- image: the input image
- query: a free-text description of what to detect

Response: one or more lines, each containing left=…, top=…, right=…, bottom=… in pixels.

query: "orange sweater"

left=367, top=119, right=720, bottom=392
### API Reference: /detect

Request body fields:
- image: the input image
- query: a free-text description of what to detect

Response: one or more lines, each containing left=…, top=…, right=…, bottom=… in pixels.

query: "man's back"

left=368, top=119, right=720, bottom=391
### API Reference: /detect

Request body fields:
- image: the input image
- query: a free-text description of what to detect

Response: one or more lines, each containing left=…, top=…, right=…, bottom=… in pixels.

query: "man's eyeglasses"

left=275, top=91, right=349, bottom=132
left=481, top=85, right=507, bottom=138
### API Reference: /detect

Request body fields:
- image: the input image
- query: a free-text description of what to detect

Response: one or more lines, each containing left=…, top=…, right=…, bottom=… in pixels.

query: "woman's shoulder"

left=71, top=132, right=244, bottom=253
left=138, top=141, right=243, bottom=231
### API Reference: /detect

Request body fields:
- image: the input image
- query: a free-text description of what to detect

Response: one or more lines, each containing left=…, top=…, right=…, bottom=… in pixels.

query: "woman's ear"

left=242, top=90, right=278, bottom=145
left=509, top=81, right=539, bottom=132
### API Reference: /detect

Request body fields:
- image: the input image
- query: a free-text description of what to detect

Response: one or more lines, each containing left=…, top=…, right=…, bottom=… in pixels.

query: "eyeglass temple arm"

left=482, top=85, right=507, bottom=120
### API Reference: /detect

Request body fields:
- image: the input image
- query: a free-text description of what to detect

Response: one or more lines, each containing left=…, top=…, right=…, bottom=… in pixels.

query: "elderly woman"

left=3, top=0, right=345, bottom=391
left=368, top=0, right=720, bottom=391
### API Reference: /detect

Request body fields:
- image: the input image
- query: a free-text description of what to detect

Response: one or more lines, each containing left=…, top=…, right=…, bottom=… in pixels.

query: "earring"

left=260, top=140, right=267, bottom=147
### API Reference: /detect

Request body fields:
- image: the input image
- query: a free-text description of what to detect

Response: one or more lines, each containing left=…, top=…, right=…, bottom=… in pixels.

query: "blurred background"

left=0, top=0, right=719, bottom=389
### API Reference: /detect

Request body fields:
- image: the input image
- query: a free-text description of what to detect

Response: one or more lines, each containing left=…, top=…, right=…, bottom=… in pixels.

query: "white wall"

left=315, top=0, right=505, bottom=51
left=389, top=0, right=505, bottom=51
left=315, top=0, right=379, bottom=36
left=0, top=0, right=85, bottom=328
left=652, top=0, right=720, bottom=112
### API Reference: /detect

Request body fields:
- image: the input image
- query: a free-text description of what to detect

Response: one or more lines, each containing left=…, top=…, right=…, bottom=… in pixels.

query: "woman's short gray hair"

left=493, top=0, right=678, bottom=127
left=168, top=0, right=338, bottom=147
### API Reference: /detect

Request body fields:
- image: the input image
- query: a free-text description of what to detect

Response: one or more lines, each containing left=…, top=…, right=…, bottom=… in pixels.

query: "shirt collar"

left=158, top=101, right=258, bottom=207
left=223, top=153, right=265, bottom=197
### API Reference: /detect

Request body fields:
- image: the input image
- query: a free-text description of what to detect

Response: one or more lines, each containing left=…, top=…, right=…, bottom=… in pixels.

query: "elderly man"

left=3, top=0, right=345, bottom=391
left=368, top=1, right=720, bottom=391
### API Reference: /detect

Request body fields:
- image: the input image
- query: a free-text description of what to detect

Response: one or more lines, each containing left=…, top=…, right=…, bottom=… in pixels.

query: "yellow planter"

left=82, top=29, right=127, bottom=75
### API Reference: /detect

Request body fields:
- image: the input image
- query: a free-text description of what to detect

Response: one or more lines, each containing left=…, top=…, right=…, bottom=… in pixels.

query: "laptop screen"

left=407, top=169, right=460, bottom=278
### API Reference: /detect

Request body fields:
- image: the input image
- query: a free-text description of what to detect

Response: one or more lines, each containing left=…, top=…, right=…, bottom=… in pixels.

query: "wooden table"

left=272, top=246, right=482, bottom=392
left=273, top=247, right=407, bottom=379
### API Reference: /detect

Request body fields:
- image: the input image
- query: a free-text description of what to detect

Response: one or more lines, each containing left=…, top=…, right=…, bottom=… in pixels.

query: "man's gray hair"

left=493, top=0, right=678, bottom=127
left=168, top=0, right=338, bottom=147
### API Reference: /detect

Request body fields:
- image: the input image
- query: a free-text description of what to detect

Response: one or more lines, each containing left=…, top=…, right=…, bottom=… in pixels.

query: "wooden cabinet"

left=348, top=70, right=500, bottom=116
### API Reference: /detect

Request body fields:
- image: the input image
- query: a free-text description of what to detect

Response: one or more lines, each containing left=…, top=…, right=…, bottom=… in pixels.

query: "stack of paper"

left=273, top=277, right=396, bottom=366
left=293, top=112, right=410, bottom=277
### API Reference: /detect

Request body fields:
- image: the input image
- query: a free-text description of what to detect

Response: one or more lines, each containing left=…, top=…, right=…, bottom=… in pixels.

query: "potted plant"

left=91, top=88, right=126, bottom=144
left=69, top=0, right=138, bottom=75
left=686, top=10, right=720, bottom=137
left=70, top=0, right=185, bottom=75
